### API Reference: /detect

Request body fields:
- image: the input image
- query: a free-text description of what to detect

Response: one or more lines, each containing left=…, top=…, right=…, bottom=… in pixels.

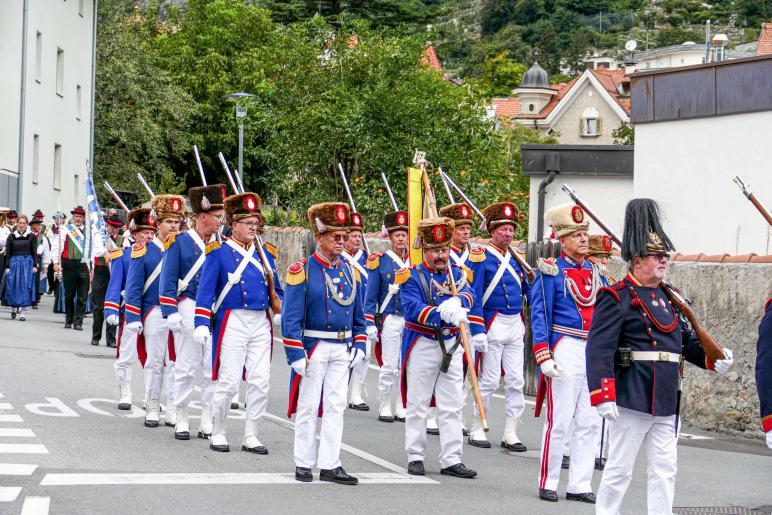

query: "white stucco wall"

left=638, top=49, right=705, bottom=70
left=549, top=80, right=626, bottom=145
left=527, top=175, right=633, bottom=242
left=0, top=0, right=95, bottom=215
left=634, top=110, right=772, bottom=255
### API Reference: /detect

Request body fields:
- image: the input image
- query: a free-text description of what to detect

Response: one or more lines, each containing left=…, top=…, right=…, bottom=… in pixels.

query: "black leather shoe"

left=242, top=444, right=268, bottom=455
left=539, top=489, right=558, bottom=502
left=467, top=436, right=491, bottom=449
left=74, top=324, right=83, bottom=331
left=462, top=428, right=469, bottom=436
left=427, top=427, right=440, bottom=435
left=117, top=402, right=131, bottom=411
left=320, top=466, right=358, bottom=485
left=561, top=455, right=570, bottom=470
left=65, top=323, right=72, bottom=329
left=348, top=401, right=369, bottom=411
left=230, top=402, right=240, bottom=409
left=209, top=442, right=230, bottom=452
left=595, top=458, right=606, bottom=471
left=441, top=463, right=477, bottom=479
left=394, top=415, right=405, bottom=422
left=501, top=441, right=527, bottom=452
left=295, top=467, right=313, bottom=482
left=378, top=414, right=394, bottom=423
left=144, top=419, right=159, bottom=428
left=567, top=492, right=597, bottom=504
left=106, top=341, right=117, bottom=349
left=91, top=340, right=99, bottom=346
left=175, top=431, right=190, bottom=440
left=407, top=461, right=425, bottom=476
left=197, top=431, right=211, bottom=439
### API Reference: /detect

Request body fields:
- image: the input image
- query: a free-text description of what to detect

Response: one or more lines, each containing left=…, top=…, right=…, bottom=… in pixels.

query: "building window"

left=35, top=32, right=42, bottom=83
left=76, top=84, right=82, bottom=120
left=79, top=0, right=85, bottom=16
left=56, top=48, right=64, bottom=96
left=74, top=173, right=80, bottom=201
left=32, top=135, right=40, bottom=184
left=529, top=103, right=534, bottom=112
left=580, top=107, right=601, bottom=137
left=53, top=144, right=62, bottom=190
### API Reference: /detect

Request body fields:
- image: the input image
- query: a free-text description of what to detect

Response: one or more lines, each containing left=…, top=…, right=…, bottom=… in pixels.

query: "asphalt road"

left=0, top=296, right=770, bottom=515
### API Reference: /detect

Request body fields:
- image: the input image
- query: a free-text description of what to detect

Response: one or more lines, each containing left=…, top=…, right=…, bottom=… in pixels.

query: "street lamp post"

left=224, top=92, right=254, bottom=189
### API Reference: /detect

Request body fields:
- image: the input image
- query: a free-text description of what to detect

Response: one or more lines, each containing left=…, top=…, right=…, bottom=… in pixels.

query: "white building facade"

left=0, top=0, right=96, bottom=214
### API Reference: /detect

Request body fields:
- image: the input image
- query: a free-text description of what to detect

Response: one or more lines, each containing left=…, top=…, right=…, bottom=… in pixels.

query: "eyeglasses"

left=647, top=253, right=670, bottom=262
left=234, top=221, right=260, bottom=228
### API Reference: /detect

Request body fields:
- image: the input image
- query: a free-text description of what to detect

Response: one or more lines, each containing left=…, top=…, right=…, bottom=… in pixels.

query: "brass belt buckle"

left=659, top=351, right=670, bottom=362
left=337, top=329, right=346, bottom=341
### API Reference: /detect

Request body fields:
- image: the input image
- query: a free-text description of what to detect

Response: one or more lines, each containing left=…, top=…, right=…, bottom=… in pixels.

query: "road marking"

left=0, top=444, right=49, bottom=454
left=0, top=428, right=35, bottom=438
left=0, top=403, right=13, bottom=410
left=0, top=487, right=22, bottom=502
left=0, top=415, right=23, bottom=423
left=0, top=463, right=38, bottom=475
left=41, top=471, right=435, bottom=486
left=20, top=496, right=50, bottom=515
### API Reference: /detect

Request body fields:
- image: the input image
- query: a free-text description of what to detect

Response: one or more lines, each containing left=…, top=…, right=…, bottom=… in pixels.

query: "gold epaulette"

left=366, top=252, right=382, bottom=270
left=394, top=267, right=410, bottom=286
left=265, top=242, right=278, bottom=259
left=205, top=241, right=221, bottom=255
left=469, top=247, right=486, bottom=263
left=131, top=242, right=146, bottom=259
left=110, top=248, right=124, bottom=260
left=164, top=233, right=177, bottom=250
left=537, top=257, right=558, bottom=276
left=286, top=259, right=306, bottom=286
left=462, top=265, right=473, bottom=283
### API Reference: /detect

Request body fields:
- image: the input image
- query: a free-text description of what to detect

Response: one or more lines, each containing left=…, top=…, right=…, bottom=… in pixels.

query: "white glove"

left=193, top=325, right=211, bottom=346
left=713, top=348, right=734, bottom=375
left=348, top=347, right=365, bottom=369
left=472, top=333, right=488, bottom=353
left=387, top=283, right=400, bottom=295
left=596, top=401, right=620, bottom=422
left=106, top=314, right=119, bottom=326
left=437, top=296, right=462, bottom=321
left=450, top=307, right=469, bottom=327
left=366, top=325, right=378, bottom=343
left=766, top=431, right=772, bottom=451
left=272, top=313, right=281, bottom=326
left=539, top=358, right=563, bottom=378
left=166, top=312, right=182, bottom=333
left=124, top=321, right=143, bottom=335
left=291, top=358, right=308, bottom=378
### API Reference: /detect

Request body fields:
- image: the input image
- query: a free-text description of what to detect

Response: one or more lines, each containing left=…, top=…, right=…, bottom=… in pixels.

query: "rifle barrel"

left=137, top=173, right=155, bottom=198
left=561, top=184, right=621, bottom=245
left=337, top=162, right=371, bottom=254
left=733, top=176, right=772, bottom=225
left=194, top=145, right=207, bottom=186
left=218, top=153, right=241, bottom=194
left=103, top=181, right=130, bottom=213
left=438, top=167, right=455, bottom=203
left=382, top=173, right=399, bottom=211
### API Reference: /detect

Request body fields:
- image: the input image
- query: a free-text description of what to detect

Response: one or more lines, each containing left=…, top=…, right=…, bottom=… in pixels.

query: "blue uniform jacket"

left=363, top=250, right=411, bottom=328
left=757, top=299, right=772, bottom=434
left=104, top=248, right=131, bottom=320
left=124, top=238, right=165, bottom=324
left=282, top=251, right=367, bottom=417
left=469, top=244, right=531, bottom=329
left=586, top=275, right=711, bottom=417
left=159, top=230, right=214, bottom=317
left=342, top=249, right=368, bottom=292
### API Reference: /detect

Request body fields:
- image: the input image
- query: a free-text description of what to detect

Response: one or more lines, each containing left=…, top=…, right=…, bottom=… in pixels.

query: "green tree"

left=563, top=28, right=592, bottom=74
left=536, top=23, right=560, bottom=74
left=612, top=122, right=634, bottom=145
left=655, top=27, right=703, bottom=47
left=472, top=52, right=528, bottom=97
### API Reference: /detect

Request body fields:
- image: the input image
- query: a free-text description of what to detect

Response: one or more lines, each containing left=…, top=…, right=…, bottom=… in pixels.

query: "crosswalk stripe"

left=0, top=403, right=13, bottom=410
left=0, top=428, right=35, bottom=438
left=0, top=444, right=48, bottom=454
left=20, top=496, right=50, bottom=515
left=0, top=487, right=22, bottom=502
left=0, top=415, right=24, bottom=423
left=0, top=463, right=38, bottom=475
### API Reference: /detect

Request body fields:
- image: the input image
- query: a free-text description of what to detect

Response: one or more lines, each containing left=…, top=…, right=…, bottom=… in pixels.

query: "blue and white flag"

left=85, top=166, right=108, bottom=264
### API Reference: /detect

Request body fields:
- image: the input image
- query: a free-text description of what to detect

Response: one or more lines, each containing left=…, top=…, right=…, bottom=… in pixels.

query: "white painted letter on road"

left=25, top=397, right=79, bottom=417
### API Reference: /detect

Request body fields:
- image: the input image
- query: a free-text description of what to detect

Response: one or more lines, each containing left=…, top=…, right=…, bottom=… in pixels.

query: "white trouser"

left=294, top=341, right=350, bottom=470
left=474, top=314, right=526, bottom=419
left=143, top=307, right=171, bottom=402
left=114, top=320, right=138, bottom=385
left=351, top=338, right=372, bottom=384
left=538, top=336, right=601, bottom=493
left=378, top=315, right=405, bottom=395
left=405, top=336, right=464, bottom=469
left=173, top=298, right=215, bottom=408
left=597, top=407, right=679, bottom=515
left=211, top=310, right=272, bottom=436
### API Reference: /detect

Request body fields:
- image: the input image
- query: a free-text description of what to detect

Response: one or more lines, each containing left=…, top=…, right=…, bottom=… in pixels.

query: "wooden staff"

left=733, top=176, right=772, bottom=226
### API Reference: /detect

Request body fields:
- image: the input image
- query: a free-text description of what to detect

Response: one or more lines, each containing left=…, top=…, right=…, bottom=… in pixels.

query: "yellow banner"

left=407, top=167, right=424, bottom=265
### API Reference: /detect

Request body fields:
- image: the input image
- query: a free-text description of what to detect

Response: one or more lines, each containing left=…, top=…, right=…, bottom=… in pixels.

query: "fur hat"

left=151, top=195, right=185, bottom=221
left=307, top=202, right=349, bottom=235
left=439, top=203, right=474, bottom=227
left=70, top=206, right=86, bottom=216
left=621, top=198, right=675, bottom=261
left=224, top=193, right=262, bottom=223
left=349, top=211, right=364, bottom=233
left=481, top=202, right=520, bottom=233
left=414, top=217, right=454, bottom=249
left=383, top=211, right=409, bottom=237
left=189, top=184, right=226, bottom=214
left=128, top=208, right=154, bottom=232
left=545, top=203, right=589, bottom=238
left=588, top=235, right=613, bottom=257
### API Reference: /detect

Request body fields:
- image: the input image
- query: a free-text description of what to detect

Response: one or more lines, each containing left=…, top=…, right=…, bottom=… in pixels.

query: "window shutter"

left=579, top=118, right=585, bottom=135
left=597, top=118, right=603, bottom=135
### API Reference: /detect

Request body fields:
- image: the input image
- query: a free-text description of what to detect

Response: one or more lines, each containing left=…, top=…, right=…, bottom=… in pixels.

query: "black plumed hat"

left=621, top=198, right=675, bottom=261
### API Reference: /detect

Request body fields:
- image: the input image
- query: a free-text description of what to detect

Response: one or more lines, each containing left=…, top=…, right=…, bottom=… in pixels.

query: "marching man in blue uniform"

left=530, top=203, right=603, bottom=504
left=160, top=184, right=226, bottom=441
left=282, top=202, right=367, bottom=485
left=364, top=210, right=410, bottom=423
left=105, top=208, right=154, bottom=410
left=400, top=217, right=486, bottom=478
left=194, top=192, right=282, bottom=454
left=124, top=195, right=184, bottom=428
left=468, top=201, right=530, bottom=452
left=757, top=299, right=772, bottom=450
left=588, top=199, right=734, bottom=515
left=342, top=211, right=371, bottom=411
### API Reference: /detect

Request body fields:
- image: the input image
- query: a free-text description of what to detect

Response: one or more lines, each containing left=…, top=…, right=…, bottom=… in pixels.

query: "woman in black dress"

left=5, top=215, right=37, bottom=321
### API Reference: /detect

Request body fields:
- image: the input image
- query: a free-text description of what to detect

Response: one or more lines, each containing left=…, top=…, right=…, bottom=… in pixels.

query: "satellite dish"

left=625, top=40, right=637, bottom=51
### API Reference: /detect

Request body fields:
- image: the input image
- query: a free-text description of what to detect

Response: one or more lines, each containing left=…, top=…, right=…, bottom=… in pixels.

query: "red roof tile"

left=421, top=45, right=442, bottom=72
left=517, top=77, right=580, bottom=120
left=588, top=68, right=631, bottom=114
left=757, top=22, right=772, bottom=56
left=492, top=97, right=520, bottom=126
